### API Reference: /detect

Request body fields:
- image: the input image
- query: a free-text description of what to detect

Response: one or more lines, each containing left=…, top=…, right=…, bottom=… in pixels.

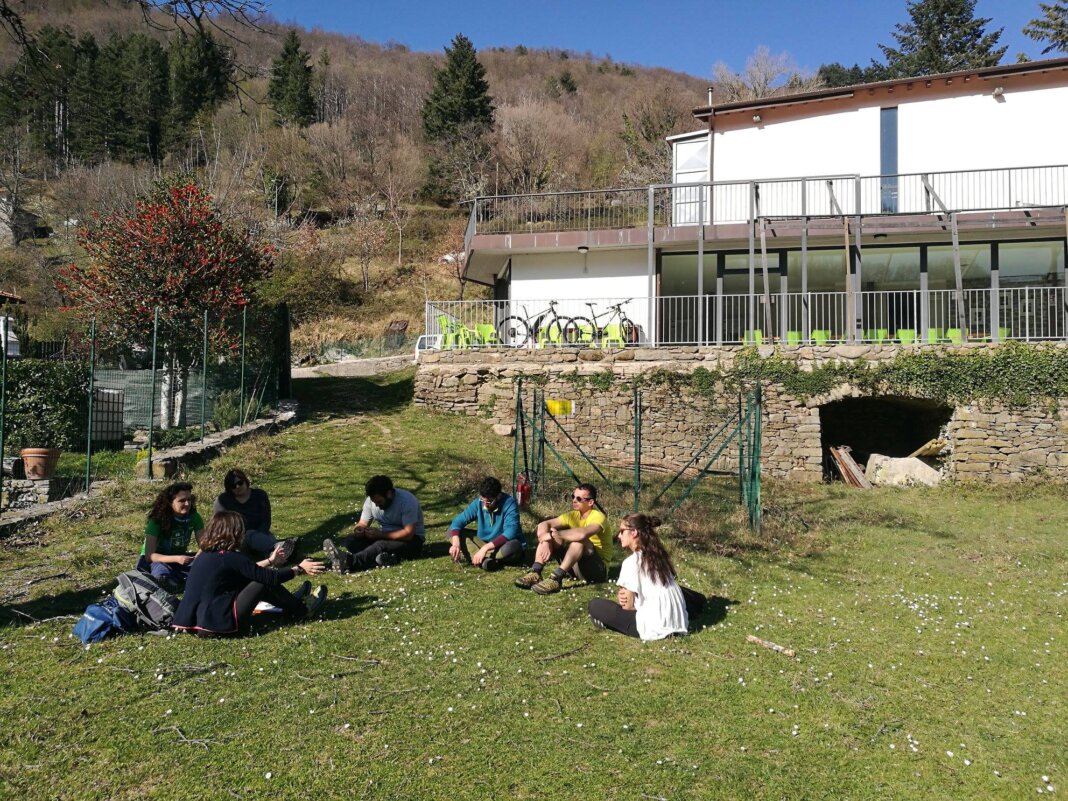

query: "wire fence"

left=0, top=305, right=290, bottom=513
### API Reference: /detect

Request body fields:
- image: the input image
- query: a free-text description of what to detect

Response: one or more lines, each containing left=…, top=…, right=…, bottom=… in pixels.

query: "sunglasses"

left=571, top=495, right=592, bottom=502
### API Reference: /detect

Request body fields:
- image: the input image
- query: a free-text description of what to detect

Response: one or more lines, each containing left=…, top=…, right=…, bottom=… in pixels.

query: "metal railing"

left=468, top=164, right=1068, bottom=236
left=427, top=286, right=1068, bottom=348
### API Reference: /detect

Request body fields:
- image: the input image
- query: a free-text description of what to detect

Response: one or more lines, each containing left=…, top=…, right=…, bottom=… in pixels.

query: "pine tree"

left=421, top=34, right=494, bottom=142
left=167, top=30, right=233, bottom=140
left=67, top=32, right=104, bottom=162
left=267, top=30, right=315, bottom=127
left=122, top=34, right=169, bottom=160
left=876, top=0, right=1007, bottom=78
left=1024, top=1, right=1068, bottom=54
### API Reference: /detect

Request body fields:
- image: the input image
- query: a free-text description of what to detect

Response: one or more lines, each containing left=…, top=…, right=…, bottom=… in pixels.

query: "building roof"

left=0, top=290, right=25, bottom=305
left=692, top=55, right=1068, bottom=122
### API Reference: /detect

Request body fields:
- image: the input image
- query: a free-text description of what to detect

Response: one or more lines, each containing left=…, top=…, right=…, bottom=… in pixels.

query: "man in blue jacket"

left=447, top=476, right=525, bottom=572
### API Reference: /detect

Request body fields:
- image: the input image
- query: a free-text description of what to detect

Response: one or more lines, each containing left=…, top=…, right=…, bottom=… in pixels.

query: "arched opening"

left=819, top=396, right=953, bottom=477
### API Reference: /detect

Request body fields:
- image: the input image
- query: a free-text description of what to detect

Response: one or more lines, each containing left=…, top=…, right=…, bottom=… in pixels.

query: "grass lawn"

left=0, top=369, right=1064, bottom=800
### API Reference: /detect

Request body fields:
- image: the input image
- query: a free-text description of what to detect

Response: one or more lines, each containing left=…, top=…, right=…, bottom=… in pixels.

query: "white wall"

left=510, top=249, right=652, bottom=333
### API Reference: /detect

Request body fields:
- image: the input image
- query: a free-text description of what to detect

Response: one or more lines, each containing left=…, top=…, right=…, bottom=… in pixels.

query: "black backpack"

left=114, top=569, right=179, bottom=629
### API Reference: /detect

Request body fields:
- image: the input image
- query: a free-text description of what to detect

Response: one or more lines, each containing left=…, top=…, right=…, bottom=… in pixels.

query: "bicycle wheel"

left=536, top=316, right=566, bottom=346
left=497, top=316, right=530, bottom=347
left=621, top=317, right=639, bottom=344
left=563, top=316, right=594, bottom=346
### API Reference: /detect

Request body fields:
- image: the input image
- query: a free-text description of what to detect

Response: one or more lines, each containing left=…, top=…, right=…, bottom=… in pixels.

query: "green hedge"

left=4, top=359, right=90, bottom=452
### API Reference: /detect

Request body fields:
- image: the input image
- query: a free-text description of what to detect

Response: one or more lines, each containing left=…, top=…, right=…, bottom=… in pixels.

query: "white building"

left=434, top=57, right=1068, bottom=348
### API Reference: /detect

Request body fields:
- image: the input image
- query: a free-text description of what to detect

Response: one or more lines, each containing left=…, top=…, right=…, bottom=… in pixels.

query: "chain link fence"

left=0, top=305, right=290, bottom=512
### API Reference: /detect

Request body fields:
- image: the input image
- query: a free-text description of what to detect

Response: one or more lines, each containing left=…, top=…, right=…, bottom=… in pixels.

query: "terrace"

left=425, top=164, right=1068, bottom=349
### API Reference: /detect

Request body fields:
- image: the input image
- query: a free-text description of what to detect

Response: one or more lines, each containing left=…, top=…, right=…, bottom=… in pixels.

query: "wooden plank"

left=908, top=438, right=947, bottom=458
left=830, top=445, right=872, bottom=489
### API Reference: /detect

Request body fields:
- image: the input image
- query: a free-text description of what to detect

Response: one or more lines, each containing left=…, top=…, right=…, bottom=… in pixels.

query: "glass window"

left=928, top=244, right=991, bottom=289
left=787, top=249, right=847, bottom=293
left=723, top=253, right=769, bottom=295
left=859, top=246, right=921, bottom=290
left=998, top=240, right=1065, bottom=287
left=660, top=254, right=698, bottom=296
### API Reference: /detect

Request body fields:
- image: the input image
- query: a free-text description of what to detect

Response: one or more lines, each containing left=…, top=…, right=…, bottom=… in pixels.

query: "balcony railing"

left=466, top=164, right=1068, bottom=237
left=425, top=287, right=1068, bottom=348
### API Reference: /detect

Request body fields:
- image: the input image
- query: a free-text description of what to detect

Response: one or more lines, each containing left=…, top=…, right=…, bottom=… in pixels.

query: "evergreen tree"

left=21, top=26, right=79, bottom=168
left=67, top=33, right=105, bottom=162
left=1024, top=1, right=1068, bottom=54
left=267, top=30, right=315, bottom=127
left=876, top=0, right=1007, bottom=78
left=817, top=62, right=873, bottom=87
left=167, top=30, right=233, bottom=139
left=122, top=34, right=169, bottom=160
left=421, top=34, right=494, bottom=142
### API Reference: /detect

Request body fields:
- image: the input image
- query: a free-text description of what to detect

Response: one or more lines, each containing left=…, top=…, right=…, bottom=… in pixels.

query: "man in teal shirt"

left=447, top=477, right=525, bottom=572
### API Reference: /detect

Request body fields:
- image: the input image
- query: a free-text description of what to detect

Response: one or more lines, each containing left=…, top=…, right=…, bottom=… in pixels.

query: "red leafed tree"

left=58, top=178, right=273, bottom=427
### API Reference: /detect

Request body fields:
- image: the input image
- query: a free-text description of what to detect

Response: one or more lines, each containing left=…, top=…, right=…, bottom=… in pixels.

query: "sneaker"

left=590, top=616, right=607, bottom=630
left=304, top=586, right=328, bottom=619
left=269, top=538, right=297, bottom=567
left=480, top=556, right=502, bottom=572
left=322, top=539, right=347, bottom=574
left=375, top=552, right=400, bottom=568
left=514, top=570, right=542, bottom=589
left=532, top=576, right=563, bottom=595
left=292, top=580, right=312, bottom=601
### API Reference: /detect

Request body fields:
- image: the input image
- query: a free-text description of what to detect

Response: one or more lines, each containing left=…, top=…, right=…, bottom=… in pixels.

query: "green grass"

left=0, top=369, right=1064, bottom=800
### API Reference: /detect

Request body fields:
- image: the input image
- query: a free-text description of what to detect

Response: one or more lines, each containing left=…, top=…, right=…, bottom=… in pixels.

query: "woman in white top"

left=587, top=513, right=694, bottom=641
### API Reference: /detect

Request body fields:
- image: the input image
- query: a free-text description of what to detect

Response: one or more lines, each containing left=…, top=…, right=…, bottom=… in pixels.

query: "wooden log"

left=746, top=634, right=796, bottom=657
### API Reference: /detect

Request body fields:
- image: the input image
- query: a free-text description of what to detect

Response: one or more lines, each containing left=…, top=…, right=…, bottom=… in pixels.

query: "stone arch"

left=818, top=394, right=954, bottom=470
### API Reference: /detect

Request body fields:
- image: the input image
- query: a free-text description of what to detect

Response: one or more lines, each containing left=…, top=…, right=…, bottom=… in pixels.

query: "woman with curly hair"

left=173, top=511, right=327, bottom=637
left=137, top=482, right=204, bottom=590
left=587, top=513, right=700, bottom=641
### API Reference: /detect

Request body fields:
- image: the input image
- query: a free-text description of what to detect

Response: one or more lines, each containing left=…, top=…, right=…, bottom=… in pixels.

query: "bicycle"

left=564, top=300, right=638, bottom=346
left=496, top=300, right=568, bottom=347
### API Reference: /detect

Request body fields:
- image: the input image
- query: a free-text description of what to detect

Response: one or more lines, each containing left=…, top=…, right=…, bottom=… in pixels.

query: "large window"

left=998, top=240, right=1065, bottom=286
left=928, top=244, right=991, bottom=289
left=861, top=246, right=921, bottom=291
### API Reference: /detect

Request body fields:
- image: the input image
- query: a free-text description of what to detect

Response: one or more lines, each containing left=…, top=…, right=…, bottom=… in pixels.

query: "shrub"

left=212, top=389, right=241, bottom=431
left=4, top=359, right=90, bottom=452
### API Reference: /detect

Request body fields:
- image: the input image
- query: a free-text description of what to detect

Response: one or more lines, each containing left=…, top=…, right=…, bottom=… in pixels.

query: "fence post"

left=239, top=305, right=247, bottom=426
left=146, top=307, right=159, bottom=478
left=0, top=316, right=7, bottom=512
left=201, top=310, right=208, bottom=441
left=84, top=318, right=96, bottom=495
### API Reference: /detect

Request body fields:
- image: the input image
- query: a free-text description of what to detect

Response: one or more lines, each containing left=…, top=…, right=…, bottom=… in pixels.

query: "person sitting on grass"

left=137, top=482, right=204, bottom=591
left=172, top=511, right=326, bottom=637
left=587, top=513, right=703, bottom=641
left=514, top=482, right=608, bottom=595
left=213, top=468, right=293, bottom=562
left=322, top=475, right=424, bottom=573
left=447, top=476, right=525, bottom=571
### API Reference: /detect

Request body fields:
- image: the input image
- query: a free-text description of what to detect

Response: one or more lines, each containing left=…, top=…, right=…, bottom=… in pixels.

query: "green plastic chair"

left=474, top=324, right=499, bottom=346
left=897, top=329, right=917, bottom=345
left=576, top=322, right=595, bottom=346
left=997, top=326, right=1011, bottom=341
left=812, top=329, right=830, bottom=346
left=785, top=331, right=801, bottom=346
left=926, top=327, right=944, bottom=344
left=538, top=320, right=565, bottom=348
left=437, top=315, right=472, bottom=349
left=744, top=329, right=763, bottom=346
left=946, top=328, right=965, bottom=344
left=601, top=323, right=626, bottom=349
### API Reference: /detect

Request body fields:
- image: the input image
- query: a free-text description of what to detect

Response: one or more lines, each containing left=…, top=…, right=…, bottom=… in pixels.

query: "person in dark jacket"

left=446, top=476, right=525, bottom=571
left=213, top=469, right=284, bottom=558
left=173, top=512, right=326, bottom=637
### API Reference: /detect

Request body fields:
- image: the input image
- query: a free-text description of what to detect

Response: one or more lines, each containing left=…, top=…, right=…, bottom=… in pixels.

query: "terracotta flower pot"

left=20, top=448, right=62, bottom=480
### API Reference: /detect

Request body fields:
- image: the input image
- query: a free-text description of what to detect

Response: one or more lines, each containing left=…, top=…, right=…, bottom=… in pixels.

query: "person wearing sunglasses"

left=515, top=483, right=608, bottom=595
left=445, top=476, right=524, bottom=571
left=587, top=513, right=701, bottom=640
left=214, top=469, right=292, bottom=562
left=323, top=475, right=425, bottom=573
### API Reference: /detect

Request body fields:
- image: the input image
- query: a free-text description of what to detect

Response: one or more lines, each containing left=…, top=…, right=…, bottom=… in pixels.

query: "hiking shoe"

left=480, top=556, right=502, bottom=572
left=375, top=552, right=400, bottom=568
left=270, top=538, right=297, bottom=567
left=532, top=576, right=563, bottom=595
left=322, top=539, right=348, bottom=574
left=305, top=586, right=328, bottom=619
left=292, top=580, right=312, bottom=601
left=514, top=571, right=542, bottom=589
left=590, top=615, right=607, bottom=630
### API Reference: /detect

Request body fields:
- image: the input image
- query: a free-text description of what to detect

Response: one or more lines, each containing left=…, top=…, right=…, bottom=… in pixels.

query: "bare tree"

left=374, top=135, right=422, bottom=265
left=346, top=215, right=389, bottom=292
left=711, top=46, right=822, bottom=103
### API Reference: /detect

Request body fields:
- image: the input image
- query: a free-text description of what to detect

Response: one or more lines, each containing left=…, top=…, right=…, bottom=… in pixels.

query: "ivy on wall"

left=550, top=343, right=1068, bottom=405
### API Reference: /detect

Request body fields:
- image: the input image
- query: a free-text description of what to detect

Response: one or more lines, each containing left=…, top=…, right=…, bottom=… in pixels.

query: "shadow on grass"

left=692, top=594, right=736, bottom=628
left=293, top=372, right=414, bottom=421
left=1, top=581, right=114, bottom=626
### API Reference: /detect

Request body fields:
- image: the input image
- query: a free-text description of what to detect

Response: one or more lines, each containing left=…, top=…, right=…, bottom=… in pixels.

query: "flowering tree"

left=57, top=178, right=273, bottom=427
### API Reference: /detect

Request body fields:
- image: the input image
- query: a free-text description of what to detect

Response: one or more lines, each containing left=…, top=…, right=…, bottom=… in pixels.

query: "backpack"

left=73, top=595, right=138, bottom=644
left=114, top=569, right=179, bottom=630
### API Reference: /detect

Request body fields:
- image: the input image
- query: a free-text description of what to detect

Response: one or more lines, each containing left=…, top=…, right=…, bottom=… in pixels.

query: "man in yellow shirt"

left=515, top=483, right=609, bottom=595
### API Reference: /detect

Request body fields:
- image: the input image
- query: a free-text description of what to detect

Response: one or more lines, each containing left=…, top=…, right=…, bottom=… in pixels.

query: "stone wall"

left=414, top=344, right=1068, bottom=484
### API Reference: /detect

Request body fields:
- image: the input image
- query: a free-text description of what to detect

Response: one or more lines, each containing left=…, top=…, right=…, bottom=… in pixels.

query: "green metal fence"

left=0, top=305, right=290, bottom=512
left=512, top=379, right=763, bottom=532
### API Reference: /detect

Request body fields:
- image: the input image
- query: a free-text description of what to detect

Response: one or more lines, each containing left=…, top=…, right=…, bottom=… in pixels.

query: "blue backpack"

left=73, top=595, right=138, bottom=644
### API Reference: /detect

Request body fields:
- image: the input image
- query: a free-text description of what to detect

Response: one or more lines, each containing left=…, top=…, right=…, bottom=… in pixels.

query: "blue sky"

left=263, top=0, right=1048, bottom=77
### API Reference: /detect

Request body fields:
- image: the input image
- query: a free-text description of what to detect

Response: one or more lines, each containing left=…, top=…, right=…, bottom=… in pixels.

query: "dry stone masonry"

left=415, top=344, right=1068, bottom=484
